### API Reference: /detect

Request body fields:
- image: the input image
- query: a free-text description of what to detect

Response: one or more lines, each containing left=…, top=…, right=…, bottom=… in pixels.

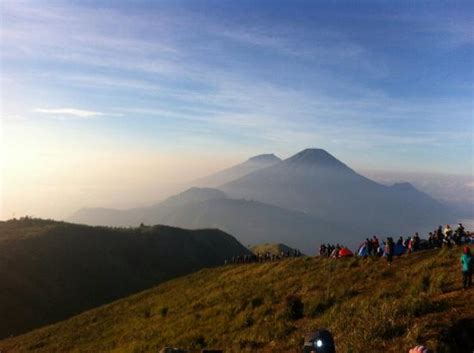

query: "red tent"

left=339, top=248, right=353, bottom=257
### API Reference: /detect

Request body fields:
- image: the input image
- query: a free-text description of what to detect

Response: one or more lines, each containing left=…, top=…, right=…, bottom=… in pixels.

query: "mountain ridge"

left=0, top=218, right=250, bottom=339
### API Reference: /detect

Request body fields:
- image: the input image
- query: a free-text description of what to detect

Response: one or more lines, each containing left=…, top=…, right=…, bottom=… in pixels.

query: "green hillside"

left=1, top=246, right=472, bottom=352
left=0, top=218, right=250, bottom=339
left=250, top=243, right=297, bottom=255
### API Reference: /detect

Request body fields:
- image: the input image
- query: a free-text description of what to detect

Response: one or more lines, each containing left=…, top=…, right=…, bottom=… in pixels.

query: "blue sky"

left=1, top=0, right=473, bottom=218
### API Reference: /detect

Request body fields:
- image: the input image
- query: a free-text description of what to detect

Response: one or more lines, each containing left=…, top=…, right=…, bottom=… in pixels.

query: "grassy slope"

left=1, top=247, right=473, bottom=353
left=0, top=218, right=250, bottom=339
left=250, top=243, right=296, bottom=255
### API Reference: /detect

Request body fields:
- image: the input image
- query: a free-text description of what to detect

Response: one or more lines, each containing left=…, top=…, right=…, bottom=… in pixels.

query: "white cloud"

left=34, top=108, right=105, bottom=118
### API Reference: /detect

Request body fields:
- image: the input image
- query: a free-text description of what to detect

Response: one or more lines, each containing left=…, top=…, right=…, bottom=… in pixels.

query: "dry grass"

left=1, top=247, right=473, bottom=353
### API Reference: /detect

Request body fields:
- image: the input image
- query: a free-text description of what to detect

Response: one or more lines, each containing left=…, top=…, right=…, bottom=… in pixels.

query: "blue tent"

left=358, top=245, right=369, bottom=257
left=394, top=243, right=406, bottom=256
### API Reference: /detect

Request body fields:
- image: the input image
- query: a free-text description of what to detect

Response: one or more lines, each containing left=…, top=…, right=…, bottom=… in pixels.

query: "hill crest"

left=250, top=242, right=299, bottom=255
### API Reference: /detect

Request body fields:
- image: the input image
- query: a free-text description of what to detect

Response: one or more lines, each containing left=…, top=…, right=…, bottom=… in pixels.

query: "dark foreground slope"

left=2, top=247, right=472, bottom=353
left=0, top=218, right=250, bottom=339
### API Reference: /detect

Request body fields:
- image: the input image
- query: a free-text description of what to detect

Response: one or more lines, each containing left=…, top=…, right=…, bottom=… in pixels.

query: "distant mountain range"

left=0, top=218, right=250, bottom=339
left=71, top=188, right=351, bottom=252
left=70, top=148, right=454, bottom=252
left=221, top=149, right=450, bottom=232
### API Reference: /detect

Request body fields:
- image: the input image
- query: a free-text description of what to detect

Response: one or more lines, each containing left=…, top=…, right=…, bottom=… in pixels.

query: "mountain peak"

left=285, top=148, right=348, bottom=169
left=247, top=153, right=281, bottom=163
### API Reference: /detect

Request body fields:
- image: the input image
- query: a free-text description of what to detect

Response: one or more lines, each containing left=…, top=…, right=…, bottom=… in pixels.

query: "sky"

left=1, top=0, right=473, bottom=219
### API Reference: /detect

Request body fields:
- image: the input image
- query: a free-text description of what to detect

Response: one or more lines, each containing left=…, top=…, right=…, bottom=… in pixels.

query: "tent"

left=339, top=248, right=353, bottom=257
left=394, top=243, right=406, bottom=256
left=358, top=245, right=369, bottom=257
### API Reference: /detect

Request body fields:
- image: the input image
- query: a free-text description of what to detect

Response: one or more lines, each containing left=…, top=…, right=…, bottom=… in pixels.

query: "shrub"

left=438, top=318, right=474, bottom=353
left=142, top=307, right=152, bottom=318
left=380, top=269, right=393, bottom=278
left=190, top=334, right=206, bottom=349
left=160, top=307, right=169, bottom=317
left=377, top=323, right=407, bottom=340
left=420, top=273, right=431, bottom=292
left=250, top=297, right=263, bottom=309
left=284, top=295, right=304, bottom=320
left=263, top=307, right=274, bottom=316
left=242, top=315, right=254, bottom=328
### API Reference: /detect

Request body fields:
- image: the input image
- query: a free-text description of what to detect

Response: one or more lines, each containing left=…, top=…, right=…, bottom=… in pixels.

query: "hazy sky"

left=1, top=1, right=473, bottom=219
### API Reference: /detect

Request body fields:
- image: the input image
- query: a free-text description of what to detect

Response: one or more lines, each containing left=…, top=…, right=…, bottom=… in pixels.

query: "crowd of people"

left=317, top=223, right=472, bottom=288
left=427, top=223, right=471, bottom=247
left=319, top=223, right=472, bottom=261
left=229, top=223, right=472, bottom=266
left=229, top=248, right=302, bottom=264
left=319, top=243, right=349, bottom=257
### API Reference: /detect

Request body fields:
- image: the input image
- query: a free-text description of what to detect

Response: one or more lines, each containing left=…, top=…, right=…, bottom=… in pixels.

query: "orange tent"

left=339, top=248, right=353, bottom=257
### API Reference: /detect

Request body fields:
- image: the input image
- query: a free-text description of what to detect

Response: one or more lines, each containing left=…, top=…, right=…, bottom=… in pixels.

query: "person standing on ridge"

left=366, top=238, right=373, bottom=256
left=413, top=233, right=420, bottom=251
left=385, top=237, right=394, bottom=266
left=372, top=236, right=379, bottom=256
left=461, top=246, right=472, bottom=290
left=443, top=224, right=453, bottom=247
